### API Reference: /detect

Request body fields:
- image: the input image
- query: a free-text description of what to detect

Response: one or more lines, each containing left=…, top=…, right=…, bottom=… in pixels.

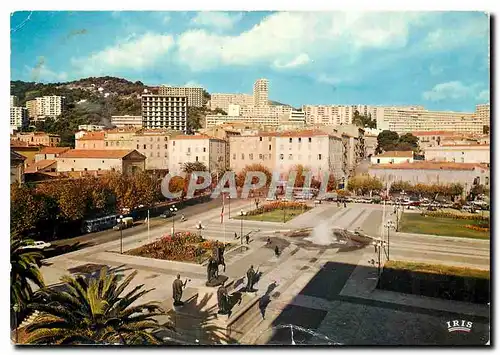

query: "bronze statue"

left=217, top=281, right=229, bottom=315
left=207, top=257, right=218, bottom=282
left=172, top=274, right=188, bottom=306
left=246, top=265, right=256, bottom=292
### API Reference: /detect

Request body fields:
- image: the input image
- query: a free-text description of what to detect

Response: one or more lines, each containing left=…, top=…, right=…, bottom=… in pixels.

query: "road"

left=48, top=197, right=231, bottom=255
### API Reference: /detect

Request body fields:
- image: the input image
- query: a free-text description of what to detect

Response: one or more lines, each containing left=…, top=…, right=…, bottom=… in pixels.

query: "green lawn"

left=385, top=260, right=490, bottom=279
left=400, top=213, right=490, bottom=239
left=233, top=208, right=307, bottom=223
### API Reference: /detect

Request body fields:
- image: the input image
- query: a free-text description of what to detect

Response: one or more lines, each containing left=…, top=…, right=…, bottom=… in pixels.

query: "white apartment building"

left=303, top=105, right=355, bottom=126
left=25, top=100, right=39, bottom=119
left=425, top=144, right=490, bottom=164
left=383, top=108, right=481, bottom=134
left=111, top=115, right=143, bottom=128
left=159, top=86, right=204, bottom=107
left=78, top=124, right=105, bottom=131
left=206, top=114, right=280, bottom=128
left=142, top=94, right=187, bottom=132
left=10, top=95, right=18, bottom=107
left=475, top=103, right=490, bottom=126
left=210, top=93, right=254, bottom=111
left=10, top=106, right=28, bottom=131
left=35, top=95, right=65, bottom=119
left=168, top=135, right=227, bottom=174
left=253, top=78, right=269, bottom=107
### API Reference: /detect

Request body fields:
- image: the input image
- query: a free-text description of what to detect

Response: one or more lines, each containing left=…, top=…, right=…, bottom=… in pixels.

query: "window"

left=241, top=154, right=245, bottom=159
left=143, top=144, right=146, bottom=149
left=259, top=154, right=263, bottom=159
left=196, top=156, right=199, bottom=162
left=71, top=168, right=74, bottom=171
left=164, top=144, right=167, bottom=149
left=165, top=152, right=168, bottom=157
left=259, top=137, right=263, bottom=141
left=84, top=168, right=88, bottom=171
left=377, top=158, right=380, bottom=164
left=150, top=144, right=153, bottom=149
left=173, top=141, right=176, bottom=146
left=157, top=144, right=160, bottom=149
left=249, top=153, right=253, bottom=160
left=486, top=177, right=489, bottom=186
left=289, top=138, right=292, bottom=143
left=233, top=154, right=236, bottom=160
left=269, top=145, right=272, bottom=151
left=280, top=154, right=284, bottom=160
left=203, top=147, right=206, bottom=152
left=298, top=138, right=302, bottom=143
left=73, top=160, right=76, bottom=163
left=106, top=142, right=109, bottom=147
left=102, top=160, right=105, bottom=163
left=98, top=168, right=101, bottom=171
left=188, top=147, right=191, bottom=153
left=157, top=152, right=160, bottom=157
left=461, top=157, right=464, bottom=163
left=308, top=138, right=312, bottom=143
left=289, top=154, right=293, bottom=160
left=164, top=137, right=168, bottom=141
left=150, top=152, right=153, bottom=157
left=318, top=154, right=322, bottom=160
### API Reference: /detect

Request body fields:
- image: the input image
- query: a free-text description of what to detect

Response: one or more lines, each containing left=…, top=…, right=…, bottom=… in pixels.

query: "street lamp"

left=239, top=210, right=246, bottom=245
left=13, top=303, right=19, bottom=344
left=170, top=205, right=178, bottom=236
left=383, top=220, right=396, bottom=260
left=117, top=215, right=124, bottom=254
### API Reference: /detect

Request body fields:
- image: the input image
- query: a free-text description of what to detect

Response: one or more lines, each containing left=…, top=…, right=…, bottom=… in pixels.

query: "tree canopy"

left=375, top=130, right=419, bottom=154
left=352, top=110, right=377, bottom=129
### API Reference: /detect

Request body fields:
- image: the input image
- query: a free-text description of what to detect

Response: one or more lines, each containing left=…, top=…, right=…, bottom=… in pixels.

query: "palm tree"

left=11, top=238, right=45, bottom=312
left=25, top=268, right=166, bottom=345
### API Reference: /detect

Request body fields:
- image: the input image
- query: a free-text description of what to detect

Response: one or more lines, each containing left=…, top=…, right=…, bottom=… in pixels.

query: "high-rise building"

left=475, top=103, right=490, bottom=127
left=253, top=78, right=269, bottom=107
left=35, top=95, right=65, bottom=119
left=141, top=94, right=187, bottom=132
left=111, top=115, right=143, bottom=128
left=10, top=106, right=28, bottom=131
left=210, top=93, right=254, bottom=111
left=10, top=95, right=18, bottom=107
left=158, top=86, right=204, bottom=107
left=25, top=99, right=40, bottom=119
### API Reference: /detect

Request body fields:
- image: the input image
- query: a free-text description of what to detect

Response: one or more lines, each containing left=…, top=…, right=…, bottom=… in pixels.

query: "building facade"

left=168, top=135, right=227, bottom=174
left=10, top=150, right=26, bottom=185
left=10, top=95, right=18, bottom=107
left=425, top=144, right=490, bottom=164
left=369, top=162, right=490, bottom=192
left=35, top=147, right=71, bottom=162
left=253, top=78, right=269, bottom=107
left=370, top=151, right=414, bottom=165
left=10, top=106, right=28, bottom=131
left=78, top=124, right=105, bottom=131
left=158, top=86, right=204, bottom=107
left=475, top=103, right=490, bottom=126
left=111, top=115, right=143, bottom=128
left=75, top=131, right=106, bottom=149
left=210, top=93, right=254, bottom=112
left=134, top=129, right=172, bottom=170
left=35, top=95, right=65, bottom=119
left=141, top=94, right=187, bottom=132
left=206, top=114, right=281, bottom=128
left=25, top=99, right=39, bottom=119
left=56, top=149, right=146, bottom=174
left=12, top=132, right=61, bottom=147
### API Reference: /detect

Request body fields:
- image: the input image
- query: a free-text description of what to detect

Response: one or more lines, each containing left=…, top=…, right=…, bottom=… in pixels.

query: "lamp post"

left=283, top=206, right=286, bottom=223
left=239, top=210, right=246, bottom=245
left=384, top=220, right=395, bottom=260
left=13, top=303, right=19, bottom=344
left=116, top=215, right=124, bottom=254
left=170, top=205, right=178, bottom=236
left=228, top=194, right=231, bottom=218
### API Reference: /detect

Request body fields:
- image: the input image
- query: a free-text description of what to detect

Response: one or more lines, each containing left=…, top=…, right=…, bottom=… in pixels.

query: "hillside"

left=11, top=76, right=215, bottom=145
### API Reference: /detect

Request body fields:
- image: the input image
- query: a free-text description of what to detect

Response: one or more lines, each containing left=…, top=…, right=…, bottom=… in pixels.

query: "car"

left=160, top=210, right=175, bottom=218
left=21, top=241, right=51, bottom=250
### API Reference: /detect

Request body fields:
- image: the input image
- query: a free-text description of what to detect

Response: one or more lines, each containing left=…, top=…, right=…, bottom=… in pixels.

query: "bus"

left=81, top=215, right=118, bottom=234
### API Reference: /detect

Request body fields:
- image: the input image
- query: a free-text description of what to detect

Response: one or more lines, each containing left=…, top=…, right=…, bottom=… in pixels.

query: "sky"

left=10, top=11, right=490, bottom=111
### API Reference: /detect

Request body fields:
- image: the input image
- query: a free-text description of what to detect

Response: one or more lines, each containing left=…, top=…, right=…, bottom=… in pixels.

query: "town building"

left=411, top=131, right=480, bottom=151
left=209, top=93, right=254, bottom=112
left=475, top=103, right=490, bottom=127
left=158, top=86, right=204, bottom=107
left=104, top=128, right=138, bottom=150
left=141, top=94, right=187, bottom=132
left=11, top=132, right=61, bottom=147
left=10, top=106, right=28, bottom=132
left=253, top=78, right=269, bottom=107
left=370, top=151, right=414, bottom=165
left=75, top=131, right=106, bottom=149
left=10, top=140, right=41, bottom=163
left=10, top=150, right=26, bottom=185
left=56, top=149, right=146, bottom=174
left=35, top=147, right=71, bottom=162
left=111, top=115, right=143, bottom=128
left=25, top=159, right=58, bottom=174
left=35, top=95, right=65, bottom=119
left=10, top=95, right=18, bottom=107
left=134, top=129, right=174, bottom=171
left=168, top=135, right=227, bottom=174
left=78, top=124, right=105, bottom=131
left=205, top=114, right=281, bottom=128
left=425, top=144, right=490, bottom=164
left=382, top=108, right=481, bottom=134
left=368, top=162, right=490, bottom=193
left=25, top=99, right=39, bottom=119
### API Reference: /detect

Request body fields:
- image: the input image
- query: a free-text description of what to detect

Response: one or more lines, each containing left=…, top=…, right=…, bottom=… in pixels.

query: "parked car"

left=113, top=217, right=134, bottom=230
left=160, top=210, right=175, bottom=218
left=20, top=241, right=51, bottom=250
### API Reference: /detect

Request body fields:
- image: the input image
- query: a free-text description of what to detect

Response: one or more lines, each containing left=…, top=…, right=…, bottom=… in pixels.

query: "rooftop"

left=370, top=161, right=488, bottom=171
left=170, top=134, right=220, bottom=141
left=25, top=160, right=57, bottom=173
left=375, top=151, right=414, bottom=158
left=57, top=149, right=142, bottom=159
left=38, top=147, right=72, bottom=155
left=78, top=132, right=105, bottom=140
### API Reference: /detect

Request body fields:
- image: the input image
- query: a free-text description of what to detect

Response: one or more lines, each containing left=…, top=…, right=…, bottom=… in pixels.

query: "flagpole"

left=147, top=209, right=150, bottom=243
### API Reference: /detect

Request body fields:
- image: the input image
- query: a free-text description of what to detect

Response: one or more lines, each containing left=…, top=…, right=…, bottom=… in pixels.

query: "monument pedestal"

left=205, top=275, right=228, bottom=287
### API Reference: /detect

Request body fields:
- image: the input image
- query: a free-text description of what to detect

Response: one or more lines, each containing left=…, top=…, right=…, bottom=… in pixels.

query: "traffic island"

left=377, top=260, right=490, bottom=304
left=233, top=201, right=312, bottom=223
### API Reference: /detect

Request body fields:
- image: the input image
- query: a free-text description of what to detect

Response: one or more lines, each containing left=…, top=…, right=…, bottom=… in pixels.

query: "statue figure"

left=217, top=281, right=229, bottom=315
left=207, top=257, right=217, bottom=282
left=172, top=274, right=188, bottom=306
left=246, top=265, right=256, bottom=292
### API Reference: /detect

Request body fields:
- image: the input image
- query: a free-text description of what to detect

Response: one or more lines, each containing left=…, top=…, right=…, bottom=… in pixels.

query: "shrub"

left=464, top=225, right=489, bottom=232
left=246, top=201, right=310, bottom=216
left=421, top=211, right=489, bottom=221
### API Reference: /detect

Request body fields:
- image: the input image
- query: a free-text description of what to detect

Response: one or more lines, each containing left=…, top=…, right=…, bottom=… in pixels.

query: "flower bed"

left=421, top=211, right=489, bottom=221
left=127, top=231, right=230, bottom=263
left=464, top=224, right=490, bottom=232
left=246, top=201, right=310, bottom=216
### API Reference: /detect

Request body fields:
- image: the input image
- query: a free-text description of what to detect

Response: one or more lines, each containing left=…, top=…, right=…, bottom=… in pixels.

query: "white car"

left=21, top=241, right=51, bottom=250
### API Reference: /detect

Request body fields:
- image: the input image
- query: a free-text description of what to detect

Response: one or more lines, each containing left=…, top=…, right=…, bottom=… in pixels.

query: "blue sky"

left=11, top=11, right=490, bottom=111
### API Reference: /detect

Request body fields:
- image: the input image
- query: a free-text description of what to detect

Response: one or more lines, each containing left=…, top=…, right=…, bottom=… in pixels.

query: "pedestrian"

left=246, top=234, right=250, bottom=245
left=344, top=201, right=347, bottom=208
left=234, top=232, right=238, bottom=239
left=274, top=245, right=280, bottom=257
left=266, top=237, right=271, bottom=245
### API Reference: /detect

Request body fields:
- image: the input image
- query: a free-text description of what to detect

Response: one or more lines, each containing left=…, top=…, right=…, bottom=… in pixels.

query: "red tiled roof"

left=57, top=149, right=143, bottom=159
left=370, top=161, right=487, bottom=171
left=171, top=134, right=217, bottom=140
left=25, top=160, right=57, bottom=173
left=375, top=151, right=414, bottom=158
left=78, top=132, right=105, bottom=141
left=38, top=147, right=71, bottom=154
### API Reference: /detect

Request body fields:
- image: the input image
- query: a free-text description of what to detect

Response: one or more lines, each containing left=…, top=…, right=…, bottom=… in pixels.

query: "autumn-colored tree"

left=348, top=175, right=383, bottom=195
left=236, top=164, right=272, bottom=188
left=11, top=185, right=42, bottom=235
left=286, top=165, right=311, bottom=188
left=169, top=176, right=185, bottom=194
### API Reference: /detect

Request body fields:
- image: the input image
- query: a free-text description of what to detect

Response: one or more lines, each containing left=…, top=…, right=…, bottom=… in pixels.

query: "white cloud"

left=422, top=81, right=482, bottom=101
left=72, top=33, right=174, bottom=75
left=183, top=81, right=203, bottom=88
left=26, top=62, right=67, bottom=83
left=163, top=15, right=171, bottom=24
left=317, top=74, right=342, bottom=85
left=477, top=89, right=490, bottom=102
left=190, top=12, right=243, bottom=31
left=274, top=53, right=311, bottom=69
left=429, top=64, right=443, bottom=76
left=177, top=12, right=424, bottom=72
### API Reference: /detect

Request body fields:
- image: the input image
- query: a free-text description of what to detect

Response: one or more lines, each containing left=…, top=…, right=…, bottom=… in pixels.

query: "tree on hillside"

left=26, top=268, right=165, bottom=345
left=483, top=125, right=490, bottom=135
